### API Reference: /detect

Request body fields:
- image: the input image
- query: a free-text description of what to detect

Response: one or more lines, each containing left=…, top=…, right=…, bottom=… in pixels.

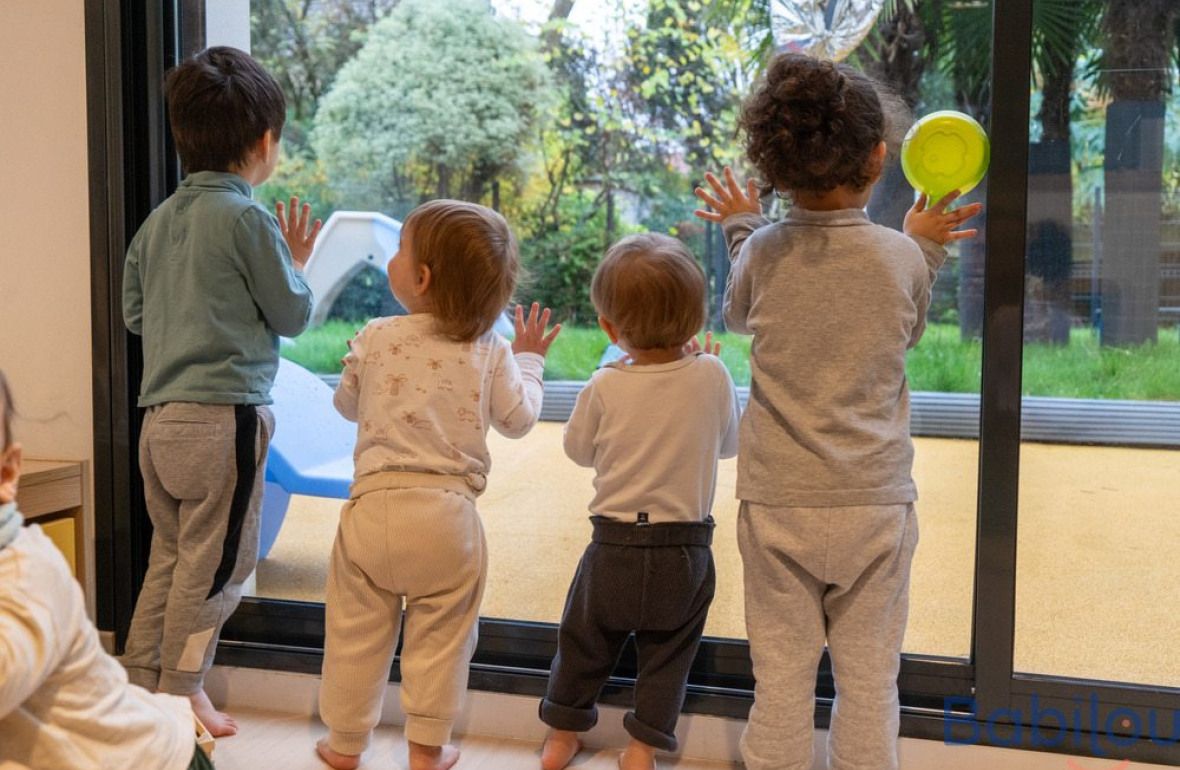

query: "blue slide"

left=259, top=359, right=356, bottom=559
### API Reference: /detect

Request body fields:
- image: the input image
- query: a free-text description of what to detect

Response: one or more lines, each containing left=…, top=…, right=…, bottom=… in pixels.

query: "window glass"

left=1014, top=0, right=1180, bottom=687
left=246, top=0, right=995, bottom=657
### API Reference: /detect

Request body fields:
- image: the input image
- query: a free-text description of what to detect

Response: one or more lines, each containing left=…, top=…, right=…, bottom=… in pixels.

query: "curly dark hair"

left=740, top=53, right=885, bottom=194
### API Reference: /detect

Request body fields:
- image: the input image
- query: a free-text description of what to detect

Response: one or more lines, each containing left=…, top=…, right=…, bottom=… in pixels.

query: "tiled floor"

left=210, top=709, right=737, bottom=770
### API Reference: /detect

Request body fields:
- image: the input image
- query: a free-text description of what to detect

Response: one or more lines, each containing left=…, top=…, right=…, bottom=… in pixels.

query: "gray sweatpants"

left=123, top=402, right=273, bottom=695
left=738, top=502, right=918, bottom=770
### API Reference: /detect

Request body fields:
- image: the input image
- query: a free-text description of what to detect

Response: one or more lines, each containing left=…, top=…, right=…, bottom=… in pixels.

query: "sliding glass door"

left=87, top=0, right=1180, bottom=762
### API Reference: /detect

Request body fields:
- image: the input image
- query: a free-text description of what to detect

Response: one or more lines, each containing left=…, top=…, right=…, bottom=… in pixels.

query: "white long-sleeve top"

left=334, top=313, right=545, bottom=483
left=0, top=525, right=194, bottom=770
left=564, top=353, right=741, bottom=524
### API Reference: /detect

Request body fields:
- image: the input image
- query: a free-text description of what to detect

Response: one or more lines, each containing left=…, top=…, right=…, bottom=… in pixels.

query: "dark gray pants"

left=540, top=516, right=715, bottom=752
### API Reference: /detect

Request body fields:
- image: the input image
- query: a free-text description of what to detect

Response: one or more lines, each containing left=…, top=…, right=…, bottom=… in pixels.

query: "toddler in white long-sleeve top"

left=315, top=200, right=561, bottom=770
left=539, top=234, right=741, bottom=770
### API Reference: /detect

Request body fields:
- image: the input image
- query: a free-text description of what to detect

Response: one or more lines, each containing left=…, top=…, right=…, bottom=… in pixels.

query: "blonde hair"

left=403, top=200, right=520, bottom=342
left=591, top=233, right=706, bottom=349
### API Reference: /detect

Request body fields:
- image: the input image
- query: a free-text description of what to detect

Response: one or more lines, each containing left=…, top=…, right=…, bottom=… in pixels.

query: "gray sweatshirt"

left=722, top=208, right=945, bottom=507
left=123, top=171, right=314, bottom=407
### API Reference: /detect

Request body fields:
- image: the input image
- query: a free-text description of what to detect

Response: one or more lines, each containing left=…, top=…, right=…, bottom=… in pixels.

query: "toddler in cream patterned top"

left=316, top=200, right=561, bottom=770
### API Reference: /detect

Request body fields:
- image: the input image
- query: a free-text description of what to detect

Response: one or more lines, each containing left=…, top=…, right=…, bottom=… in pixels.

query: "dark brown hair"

left=0, top=370, right=13, bottom=450
left=591, top=234, right=706, bottom=350
left=165, top=46, right=286, bottom=174
left=740, top=53, right=885, bottom=194
left=404, top=200, right=520, bottom=342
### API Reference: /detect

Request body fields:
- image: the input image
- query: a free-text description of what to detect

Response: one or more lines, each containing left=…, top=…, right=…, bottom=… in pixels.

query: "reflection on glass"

left=1015, top=0, right=1180, bottom=687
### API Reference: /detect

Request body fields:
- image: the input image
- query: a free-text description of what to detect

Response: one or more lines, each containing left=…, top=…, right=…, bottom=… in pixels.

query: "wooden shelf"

left=18, top=459, right=91, bottom=614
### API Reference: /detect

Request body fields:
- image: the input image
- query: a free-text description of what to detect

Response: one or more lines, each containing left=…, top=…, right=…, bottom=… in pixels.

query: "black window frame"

left=84, top=1, right=1180, bottom=764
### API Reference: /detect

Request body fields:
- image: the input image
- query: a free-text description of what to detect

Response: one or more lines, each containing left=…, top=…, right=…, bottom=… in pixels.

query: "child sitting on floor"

left=0, top=370, right=213, bottom=770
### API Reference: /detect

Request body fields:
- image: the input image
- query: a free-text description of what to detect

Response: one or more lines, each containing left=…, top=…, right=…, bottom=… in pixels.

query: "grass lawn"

left=282, top=321, right=1180, bottom=401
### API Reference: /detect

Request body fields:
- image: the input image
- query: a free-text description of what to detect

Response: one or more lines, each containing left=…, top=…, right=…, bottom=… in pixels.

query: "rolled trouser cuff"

left=159, top=668, right=203, bottom=696
left=123, top=664, right=160, bottom=691
left=404, top=714, right=454, bottom=746
left=539, top=698, right=599, bottom=733
left=327, top=728, right=371, bottom=755
left=624, top=711, right=678, bottom=752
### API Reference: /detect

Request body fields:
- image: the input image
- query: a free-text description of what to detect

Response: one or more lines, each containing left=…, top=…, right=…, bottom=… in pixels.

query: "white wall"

left=0, top=0, right=94, bottom=617
left=0, top=0, right=92, bottom=462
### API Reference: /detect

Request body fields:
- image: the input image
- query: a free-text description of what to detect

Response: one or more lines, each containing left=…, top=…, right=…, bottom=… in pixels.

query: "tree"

left=861, top=3, right=926, bottom=234
left=1024, top=0, right=1099, bottom=344
left=251, top=1, right=401, bottom=216
left=311, top=0, right=551, bottom=213
left=624, top=0, right=753, bottom=327
left=250, top=0, right=401, bottom=126
left=1097, top=0, right=1179, bottom=346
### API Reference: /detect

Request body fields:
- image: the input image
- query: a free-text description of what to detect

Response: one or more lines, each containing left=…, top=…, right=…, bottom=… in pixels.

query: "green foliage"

left=328, top=265, right=402, bottom=322
left=311, top=0, right=551, bottom=211
left=250, top=0, right=400, bottom=126
left=623, top=0, right=751, bottom=170
left=282, top=321, right=1180, bottom=401
left=541, top=326, right=610, bottom=380
left=519, top=195, right=613, bottom=326
left=255, top=144, right=339, bottom=221
left=280, top=320, right=365, bottom=373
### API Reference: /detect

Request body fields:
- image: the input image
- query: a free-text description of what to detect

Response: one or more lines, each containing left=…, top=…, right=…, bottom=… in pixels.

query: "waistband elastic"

left=350, top=470, right=486, bottom=501
left=590, top=515, right=714, bottom=547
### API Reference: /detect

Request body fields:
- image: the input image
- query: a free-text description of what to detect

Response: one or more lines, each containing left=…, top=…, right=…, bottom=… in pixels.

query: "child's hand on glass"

left=904, top=191, right=984, bottom=245
left=276, top=196, right=323, bottom=269
left=512, top=302, right=562, bottom=357
left=684, top=331, right=721, bottom=357
left=694, top=167, right=762, bottom=223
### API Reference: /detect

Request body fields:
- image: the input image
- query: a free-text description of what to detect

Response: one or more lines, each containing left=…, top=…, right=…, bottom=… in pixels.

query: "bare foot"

left=409, top=741, right=460, bottom=770
left=541, top=729, right=582, bottom=770
left=619, top=739, right=657, bottom=770
left=315, top=738, right=360, bottom=770
left=189, top=689, right=238, bottom=738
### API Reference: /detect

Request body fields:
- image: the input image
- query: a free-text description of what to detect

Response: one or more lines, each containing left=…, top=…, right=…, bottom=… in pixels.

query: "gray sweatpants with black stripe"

left=122, top=402, right=273, bottom=695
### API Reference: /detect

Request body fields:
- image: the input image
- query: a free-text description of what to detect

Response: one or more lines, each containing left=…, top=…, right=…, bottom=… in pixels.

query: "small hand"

left=903, top=191, right=983, bottom=245
left=694, top=167, right=762, bottom=223
left=276, top=196, right=323, bottom=269
left=684, top=331, right=721, bottom=356
left=512, top=302, right=562, bottom=357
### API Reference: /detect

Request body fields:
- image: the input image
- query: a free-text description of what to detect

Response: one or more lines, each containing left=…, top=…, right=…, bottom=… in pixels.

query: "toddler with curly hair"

left=694, top=53, right=982, bottom=770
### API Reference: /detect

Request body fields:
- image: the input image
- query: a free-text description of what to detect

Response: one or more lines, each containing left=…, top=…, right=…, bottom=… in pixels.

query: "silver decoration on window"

left=770, top=0, right=886, bottom=62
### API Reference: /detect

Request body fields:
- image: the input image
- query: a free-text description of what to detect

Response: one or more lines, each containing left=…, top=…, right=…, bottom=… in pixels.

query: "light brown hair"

left=0, top=370, right=13, bottom=450
left=404, top=199, right=520, bottom=342
left=591, top=233, right=706, bottom=350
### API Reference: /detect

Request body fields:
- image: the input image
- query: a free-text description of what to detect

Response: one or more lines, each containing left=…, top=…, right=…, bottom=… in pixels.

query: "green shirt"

left=123, top=171, right=313, bottom=407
